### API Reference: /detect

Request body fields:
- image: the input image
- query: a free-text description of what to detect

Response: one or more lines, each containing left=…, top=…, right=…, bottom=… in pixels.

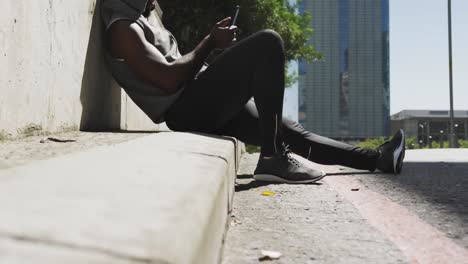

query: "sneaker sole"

left=393, top=129, right=405, bottom=174
left=396, top=147, right=405, bottom=174
left=253, top=171, right=326, bottom=184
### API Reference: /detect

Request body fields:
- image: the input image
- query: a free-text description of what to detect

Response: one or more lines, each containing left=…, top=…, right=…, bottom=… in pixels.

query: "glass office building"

left=298, top=0, right=390, bottom=139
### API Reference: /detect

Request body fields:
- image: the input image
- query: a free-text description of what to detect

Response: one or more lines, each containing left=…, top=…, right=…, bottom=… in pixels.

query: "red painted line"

left=324, top=176, right=468, bottom=264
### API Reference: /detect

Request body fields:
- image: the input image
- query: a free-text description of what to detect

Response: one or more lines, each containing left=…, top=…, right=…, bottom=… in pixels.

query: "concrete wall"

left=0, top=0, right=158, bottom=138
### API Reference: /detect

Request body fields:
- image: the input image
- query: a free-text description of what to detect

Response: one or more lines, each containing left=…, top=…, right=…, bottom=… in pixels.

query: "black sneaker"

left=253, top=148, right=326, bottom=184
left=376, top=129, right=406, bottom=174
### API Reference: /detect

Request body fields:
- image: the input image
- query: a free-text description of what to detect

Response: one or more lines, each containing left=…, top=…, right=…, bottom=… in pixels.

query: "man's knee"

left=255, top=29, right=285, bottom=55
left=258, top=29, right=283, bottom=42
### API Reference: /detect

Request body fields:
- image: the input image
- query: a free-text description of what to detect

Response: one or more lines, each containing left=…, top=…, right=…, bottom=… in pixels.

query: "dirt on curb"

left=0, top=131, right=153, bottom=169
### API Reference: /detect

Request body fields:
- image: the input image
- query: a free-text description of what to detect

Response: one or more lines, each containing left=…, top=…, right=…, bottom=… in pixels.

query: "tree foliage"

left=356, top=137, right=386, bottom=149
left=158, top=0, right=321, bottom=62
left=459, top=140, right=468, bottom=148
left=357, top=137, right=468, bottom=149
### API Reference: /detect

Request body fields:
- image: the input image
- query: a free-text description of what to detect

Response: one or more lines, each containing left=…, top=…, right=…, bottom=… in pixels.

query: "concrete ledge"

left=403, top=149, right=468, bottom=177
left=0, top=132, right=241, bottom=264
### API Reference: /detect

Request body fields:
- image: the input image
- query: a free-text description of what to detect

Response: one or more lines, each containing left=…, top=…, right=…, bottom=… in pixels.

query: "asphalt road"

left=222, top=152, right=468, bottom=264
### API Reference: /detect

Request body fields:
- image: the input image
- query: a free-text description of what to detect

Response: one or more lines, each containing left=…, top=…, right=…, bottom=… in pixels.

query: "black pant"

left=165, top=30, right=379, bottom=171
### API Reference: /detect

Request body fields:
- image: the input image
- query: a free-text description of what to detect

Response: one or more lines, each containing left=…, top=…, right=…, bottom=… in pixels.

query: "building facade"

left=282, top=0, right=299, bottom=122
left=298, top=0, right=390, bottom=140
left=283, top=60, right=299, bottom=122
left=391, top=110, right=468, bottom=147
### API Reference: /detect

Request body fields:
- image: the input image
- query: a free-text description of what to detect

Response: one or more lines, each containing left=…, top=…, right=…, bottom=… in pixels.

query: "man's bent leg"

left=165, top=30, right=286, bottom=155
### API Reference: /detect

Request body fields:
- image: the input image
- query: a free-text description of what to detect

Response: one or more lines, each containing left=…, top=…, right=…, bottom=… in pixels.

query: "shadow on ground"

left=312, top=159, right=468, bottom=217
left=107, top=130, right=160, bottom=134
left=234, top=176, right=268, bottom=192
left=326, top=171, right=378, bottom=176
left=360, top=161, right=468, bottom=218
left=235, top=174, right=323, bottom=192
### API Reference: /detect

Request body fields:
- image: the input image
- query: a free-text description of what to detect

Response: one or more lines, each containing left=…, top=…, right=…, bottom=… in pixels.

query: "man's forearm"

left=168, top=35, right=214, bottom=87
left=147, top=17, right=235, bottom=92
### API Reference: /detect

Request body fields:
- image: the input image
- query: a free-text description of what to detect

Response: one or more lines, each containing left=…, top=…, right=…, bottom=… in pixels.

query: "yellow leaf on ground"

left=261, top=191, right=276, bottom=196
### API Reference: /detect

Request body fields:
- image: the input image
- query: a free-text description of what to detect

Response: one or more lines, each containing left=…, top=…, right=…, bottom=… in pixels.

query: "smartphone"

left=231, top=5, right=240, bottom=26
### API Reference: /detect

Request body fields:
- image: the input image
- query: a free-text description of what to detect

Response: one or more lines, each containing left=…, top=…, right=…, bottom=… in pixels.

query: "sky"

left=390, top=0, right=468, bottom=114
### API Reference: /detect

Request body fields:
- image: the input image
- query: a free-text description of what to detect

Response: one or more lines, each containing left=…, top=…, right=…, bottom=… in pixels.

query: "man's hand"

left=208, top=17, right=238, bottom=49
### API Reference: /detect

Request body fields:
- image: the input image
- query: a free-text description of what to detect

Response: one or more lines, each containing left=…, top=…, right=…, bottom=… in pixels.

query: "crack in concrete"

left=187, top=151, right=229, bottom=164
left=0, top=231, right=168, bottom=264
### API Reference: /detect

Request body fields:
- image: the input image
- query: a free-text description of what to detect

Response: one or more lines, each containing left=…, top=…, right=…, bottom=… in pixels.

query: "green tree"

left=458, top=140, right=468, bottom=148
left=405, top=137, right=417, bottom=149
left=159, top=0, right=321, bottom=87
left=356, top=137, right=386, bottom=149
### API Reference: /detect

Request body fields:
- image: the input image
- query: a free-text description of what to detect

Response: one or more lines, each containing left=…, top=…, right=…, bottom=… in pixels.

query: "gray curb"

left=0, top=132, right=242, bottom=264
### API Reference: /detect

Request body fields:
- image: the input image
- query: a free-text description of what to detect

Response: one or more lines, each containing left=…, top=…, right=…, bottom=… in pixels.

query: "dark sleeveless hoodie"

left=101, top=0, right=184, bottom=124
